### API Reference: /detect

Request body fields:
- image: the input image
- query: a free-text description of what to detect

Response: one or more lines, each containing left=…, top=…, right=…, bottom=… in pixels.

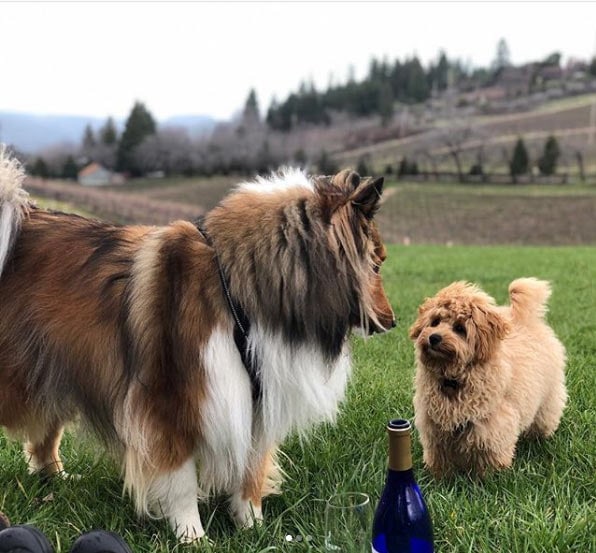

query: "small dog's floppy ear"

left=350, top=176, right=384, bottom=219
left=409, top=298, right=433, bottom=340
left=471, top=304, right=511, bottom=362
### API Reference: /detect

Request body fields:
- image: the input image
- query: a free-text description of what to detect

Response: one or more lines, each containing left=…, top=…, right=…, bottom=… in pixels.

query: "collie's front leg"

left=230, top=493, right=263, bottom=529
left=150, top=458, right=205, bottom=543
left=230, top=449, right=280, bottom=529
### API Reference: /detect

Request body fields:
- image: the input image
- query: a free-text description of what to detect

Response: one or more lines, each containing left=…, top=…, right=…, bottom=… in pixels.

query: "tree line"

left=266, top=53, right=453, bottom=131
left=390, top=134, right=567, bottom=182
left=23, top=38, right=596, bottom=181
left=265, top=44, right=596, bottom=132
left=29, top=102, right=157, bottom=179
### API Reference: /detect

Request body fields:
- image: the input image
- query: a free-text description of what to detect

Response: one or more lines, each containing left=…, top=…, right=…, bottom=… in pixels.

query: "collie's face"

left=320, top=170, right=395, bottom=335
left=361, top=221, right=394, bottom=334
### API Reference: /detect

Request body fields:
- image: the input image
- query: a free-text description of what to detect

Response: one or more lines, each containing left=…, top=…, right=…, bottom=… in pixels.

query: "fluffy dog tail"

left=508, top=277, right=552, bottom=323
left=0, top=145, right=29, bottom=277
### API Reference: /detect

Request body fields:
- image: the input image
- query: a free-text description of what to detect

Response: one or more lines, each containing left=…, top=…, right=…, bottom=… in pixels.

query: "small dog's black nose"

left=391, top=318, right=397, bottom=328
left=429, top=333, right=442, bottom=347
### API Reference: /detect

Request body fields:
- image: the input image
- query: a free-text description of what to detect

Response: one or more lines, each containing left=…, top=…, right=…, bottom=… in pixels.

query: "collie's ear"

left=331, top=169, right=361, bottom=190
left=315, top=172, right=355, bottom=222
left=351, top=176, right=384, bottom=219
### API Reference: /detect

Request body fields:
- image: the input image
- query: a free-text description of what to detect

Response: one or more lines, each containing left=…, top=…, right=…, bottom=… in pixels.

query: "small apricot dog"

left=410, top=278, right=567, bottom=477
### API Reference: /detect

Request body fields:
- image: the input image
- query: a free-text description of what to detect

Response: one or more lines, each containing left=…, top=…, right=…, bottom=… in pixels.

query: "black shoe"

left=69, top=530, right=132, bottom=553
left=0, top=513, right=9, bottom=532
left=0, top=525, right=53, bottom=553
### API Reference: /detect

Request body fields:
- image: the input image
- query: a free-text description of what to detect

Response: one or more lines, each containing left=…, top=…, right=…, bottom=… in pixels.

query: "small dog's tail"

left=0, top=145, right=29, bottom=277
left=508, top=277, right=552, bottom=323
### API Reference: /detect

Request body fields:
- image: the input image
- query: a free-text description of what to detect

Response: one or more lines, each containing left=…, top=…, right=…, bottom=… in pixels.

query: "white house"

left=78, top=162, right=114, bottom=186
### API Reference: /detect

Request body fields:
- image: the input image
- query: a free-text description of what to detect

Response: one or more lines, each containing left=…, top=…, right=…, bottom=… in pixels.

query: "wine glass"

left=324, top=492, right=372, bottom=552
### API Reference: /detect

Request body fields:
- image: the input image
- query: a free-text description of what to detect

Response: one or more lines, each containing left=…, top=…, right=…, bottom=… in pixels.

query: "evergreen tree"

left=537, top=135, right=560, bottom=176
left=266, top=96, right=293, bottom=131
left=243, top=89, right=260, bottom=125
left=589, top=57, right=596, bottom=77
left=293, top=148, right=307, bottom=166
left=469, top=163, right=483, bottom=176
left=405, top=57, right=430, bottom=102
left=356, top=157, right=370, bottom=176
left=390, top=60, right=406, bottom=102
left=398, top=157, right=410, bottom=176
left=378, top=82, right=394, bottom=127
left=541, top=52, right=561, bottom=67
left=509, top=137, right=530, bottom=179
left=436, top=51, right=449, bottom=91
left=32, top=157, right=49, bottom=178
left=316, top=150, right=338, bottom=174
left=100, top=117, right=118, bottom=145
left=493, top=38, right=511, bottom=71
left=62, top=155, right=78, bottom=180
left=82, top=124, right=96, bottom=150
left=117, top=101, right=157, bottom=175
left=255, top=140, right=273, bottom=174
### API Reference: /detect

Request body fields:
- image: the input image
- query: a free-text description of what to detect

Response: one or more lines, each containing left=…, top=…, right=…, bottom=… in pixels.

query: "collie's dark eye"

left=372, top=264, right=380, bottom=274
left=453, top=322, right=466, bottom=335
left=430, top=317, right=440, bottom=327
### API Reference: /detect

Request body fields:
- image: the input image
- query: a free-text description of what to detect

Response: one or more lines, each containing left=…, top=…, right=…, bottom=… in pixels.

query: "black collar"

left=193, top=218, right=262, bottom=404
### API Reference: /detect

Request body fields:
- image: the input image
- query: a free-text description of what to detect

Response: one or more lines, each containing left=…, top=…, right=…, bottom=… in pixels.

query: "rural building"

left=498, top=65, right=534, bottom=98
left=78, top=162, right=123, bottom=186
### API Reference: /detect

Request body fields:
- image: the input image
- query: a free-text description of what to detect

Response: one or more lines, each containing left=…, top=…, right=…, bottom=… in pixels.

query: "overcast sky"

left=1, top=1, right=595, bottom=121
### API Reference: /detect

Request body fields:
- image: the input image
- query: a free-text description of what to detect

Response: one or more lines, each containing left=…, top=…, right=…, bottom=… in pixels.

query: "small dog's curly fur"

left=410, top=278, right=567, bottom=477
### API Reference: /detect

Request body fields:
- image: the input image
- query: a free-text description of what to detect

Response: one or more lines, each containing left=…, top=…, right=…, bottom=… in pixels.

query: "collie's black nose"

left=391, top=318, right=397, bottom=328
left=429, top=333, right=442, bottom=347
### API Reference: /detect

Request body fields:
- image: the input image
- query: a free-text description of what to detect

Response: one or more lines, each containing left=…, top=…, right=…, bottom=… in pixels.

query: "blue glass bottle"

left=372, top=419, right=434, bottom=553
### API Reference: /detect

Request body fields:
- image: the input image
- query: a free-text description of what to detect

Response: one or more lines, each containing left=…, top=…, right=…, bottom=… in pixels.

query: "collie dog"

left=0, top=147, right=395, bottom=542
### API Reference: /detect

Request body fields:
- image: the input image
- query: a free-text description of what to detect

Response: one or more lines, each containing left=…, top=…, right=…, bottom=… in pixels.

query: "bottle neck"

left=388, top=428, right=413, bottom=472
left=385, top=466, right=416, bottom=484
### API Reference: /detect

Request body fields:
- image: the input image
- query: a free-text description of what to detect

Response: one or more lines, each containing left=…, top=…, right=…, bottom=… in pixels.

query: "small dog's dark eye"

left=453, top=323, right=466, bottom=335
left=430, top=317, right=440, bottom=327
left=372, top=264, right=380, bottom=274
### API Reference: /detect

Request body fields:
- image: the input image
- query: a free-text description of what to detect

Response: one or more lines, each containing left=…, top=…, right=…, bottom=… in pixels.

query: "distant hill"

left=0, top=111, right=217, bottom=153
left=161, top=115, right=217, bottom=138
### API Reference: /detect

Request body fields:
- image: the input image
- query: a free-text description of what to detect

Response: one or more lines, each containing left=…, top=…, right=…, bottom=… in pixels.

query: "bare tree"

left=135, top=127, right=195, bottom=175
left=415, top=146, right=440, bottom=179
left=437, top=121, right=475, bottom=182
left=562, top=134, right=590, bottom=182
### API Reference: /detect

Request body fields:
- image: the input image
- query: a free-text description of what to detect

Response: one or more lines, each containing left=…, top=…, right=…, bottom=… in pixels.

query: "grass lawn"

left=1, top=245, right=594, bottom=552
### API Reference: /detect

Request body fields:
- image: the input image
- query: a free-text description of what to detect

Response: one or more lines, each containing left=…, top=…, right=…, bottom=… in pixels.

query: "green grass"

left=1, top=245, right=595, bottom=552
left=30, top=196, right=97, bottom=218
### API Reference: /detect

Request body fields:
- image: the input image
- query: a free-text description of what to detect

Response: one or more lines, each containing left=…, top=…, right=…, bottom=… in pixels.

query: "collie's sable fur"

left=0, top=148, right=394, bottom=542
left=410, top=278, right=567, bottom=477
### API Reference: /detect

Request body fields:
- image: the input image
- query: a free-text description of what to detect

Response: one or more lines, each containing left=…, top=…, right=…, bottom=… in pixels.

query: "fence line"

left=395, top=172, right=596, bottom=185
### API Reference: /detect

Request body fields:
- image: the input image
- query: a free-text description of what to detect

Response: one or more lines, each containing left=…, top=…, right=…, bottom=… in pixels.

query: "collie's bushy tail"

left=0, top=145, right=29, bottom=277
left=508, top=277, right=552, bottom=323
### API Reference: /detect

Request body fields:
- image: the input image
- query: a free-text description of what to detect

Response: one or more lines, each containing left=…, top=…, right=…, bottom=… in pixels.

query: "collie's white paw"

left=57, top=470, right=81, bottom=481
left=230, top=496, right=263, bottom=529
left=176, top=524, right=207, bottom=544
